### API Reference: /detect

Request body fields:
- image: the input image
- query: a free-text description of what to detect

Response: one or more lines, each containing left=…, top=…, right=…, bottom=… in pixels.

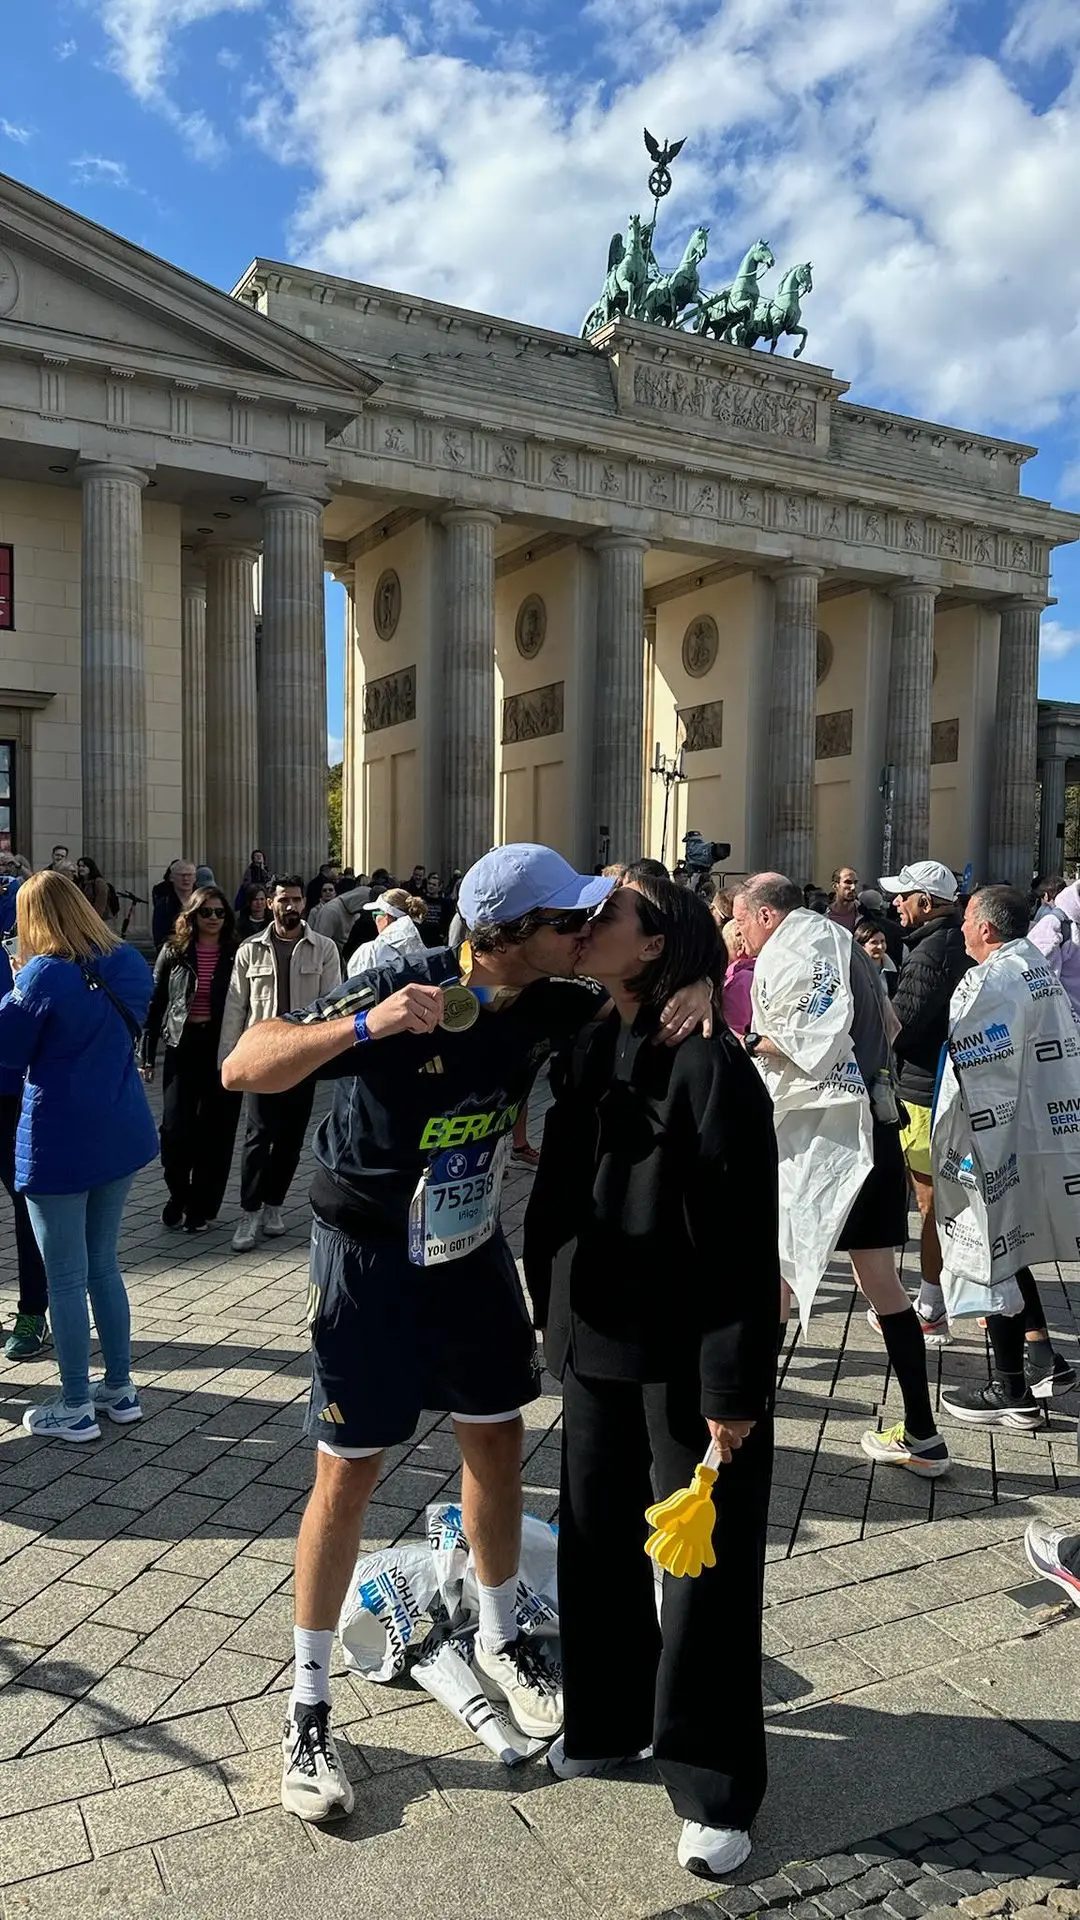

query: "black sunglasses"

left=535, top=909, right=591, bottom=935
left=197, top=906, right=226, bottom=919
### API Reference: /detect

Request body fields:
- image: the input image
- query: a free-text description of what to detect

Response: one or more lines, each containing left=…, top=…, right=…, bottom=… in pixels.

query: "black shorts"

left=305, top=1217, right=542, bottom=1452
left=836, top=1120, right=910, bottom=1252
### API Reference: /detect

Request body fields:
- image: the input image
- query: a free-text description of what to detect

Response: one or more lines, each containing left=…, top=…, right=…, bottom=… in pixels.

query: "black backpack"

left=106, top=882, right=120, bottom=919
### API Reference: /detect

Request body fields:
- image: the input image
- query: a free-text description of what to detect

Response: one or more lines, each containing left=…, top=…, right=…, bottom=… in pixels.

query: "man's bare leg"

left=294, top=1448, right=384, bottom=1630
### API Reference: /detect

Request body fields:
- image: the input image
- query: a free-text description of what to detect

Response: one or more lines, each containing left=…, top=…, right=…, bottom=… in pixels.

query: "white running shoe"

left=231, top=1210, right=262, bottom=1252
left=262, top=1205, right=286, bottom=1237
left=678, top=1821, right=752, bottom=1880
left=280, top=1702, right=355, bottom=1821
left=22, top=1398, right=100, bottom=1443
left=473, top=1636, right=563, bottom=1739
left=860, top=1422, right=950, bottom=1477
left=90, top=1380, right=143, bottom=1425
left=547, top=1734, right=652, bottom=1779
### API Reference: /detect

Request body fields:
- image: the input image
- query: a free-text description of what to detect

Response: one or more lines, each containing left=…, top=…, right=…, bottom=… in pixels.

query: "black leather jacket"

left=141, top=938, right=237, bottom=1069
left=892, top=910, right=972, bottom=1106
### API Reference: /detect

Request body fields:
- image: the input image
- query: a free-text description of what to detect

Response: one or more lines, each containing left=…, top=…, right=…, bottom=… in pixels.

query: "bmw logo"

left=446, top=1152, right=468, bottom=1178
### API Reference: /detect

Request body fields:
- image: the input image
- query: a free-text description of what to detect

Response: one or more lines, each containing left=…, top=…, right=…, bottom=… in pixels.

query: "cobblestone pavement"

left=0, top=1088, right=1076, bottom=1919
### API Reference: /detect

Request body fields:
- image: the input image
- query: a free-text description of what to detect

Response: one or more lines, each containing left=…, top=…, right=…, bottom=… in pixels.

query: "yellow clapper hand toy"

left=644, top=1440, right=722, bottom=1580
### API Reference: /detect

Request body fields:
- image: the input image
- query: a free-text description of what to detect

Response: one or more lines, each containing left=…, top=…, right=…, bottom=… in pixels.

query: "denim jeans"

left=26, top=1175, right=135, bottom=1407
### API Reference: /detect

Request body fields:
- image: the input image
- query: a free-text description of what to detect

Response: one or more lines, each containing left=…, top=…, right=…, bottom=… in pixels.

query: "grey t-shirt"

left=270, top=932, right=298, bottom=1016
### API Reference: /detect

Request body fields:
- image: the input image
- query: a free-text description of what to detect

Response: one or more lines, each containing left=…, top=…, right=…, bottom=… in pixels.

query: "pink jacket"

left=722, top=954, right=756, bottom=1036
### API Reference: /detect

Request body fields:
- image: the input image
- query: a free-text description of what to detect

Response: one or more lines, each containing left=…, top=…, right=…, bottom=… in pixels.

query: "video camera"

left=683, top=831, right=731, bottom=874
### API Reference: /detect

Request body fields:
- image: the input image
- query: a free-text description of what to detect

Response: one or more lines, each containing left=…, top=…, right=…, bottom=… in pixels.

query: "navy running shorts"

left=304, top=1216, right=542, bottom=1452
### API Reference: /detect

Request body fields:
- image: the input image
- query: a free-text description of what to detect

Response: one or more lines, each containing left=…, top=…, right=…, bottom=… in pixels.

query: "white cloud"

left=0, top=120, right=31, bottom=144
left=56, top=38, right=77, bottom=59
left=1040, top=620, right=1080, bottom=661
left=72, top=154, right=132, bottom=188
left=96, top=0, right=262, bottom=158
left=1004, top=0, right=1080, bottom=65
left=327, top=733, right=343, bottom=764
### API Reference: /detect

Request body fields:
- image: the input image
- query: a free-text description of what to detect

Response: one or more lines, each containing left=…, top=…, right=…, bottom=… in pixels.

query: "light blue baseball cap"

left=458, top=843, right=615, bottom=928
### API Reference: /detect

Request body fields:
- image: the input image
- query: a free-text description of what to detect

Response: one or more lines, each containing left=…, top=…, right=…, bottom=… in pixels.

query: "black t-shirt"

left=281, top=946, right=604, bottom=1237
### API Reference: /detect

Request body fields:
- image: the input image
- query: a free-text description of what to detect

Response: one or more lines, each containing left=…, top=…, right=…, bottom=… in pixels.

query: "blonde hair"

left=16, top=869, right=122, bottom=962
left=721, top=917, right=743, bottom=961
left=380, top=888, right=426, bottom=925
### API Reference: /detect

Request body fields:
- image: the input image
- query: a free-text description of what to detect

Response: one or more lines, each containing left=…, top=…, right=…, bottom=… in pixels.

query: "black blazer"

left=523, top=1012, right=780, bottom=1423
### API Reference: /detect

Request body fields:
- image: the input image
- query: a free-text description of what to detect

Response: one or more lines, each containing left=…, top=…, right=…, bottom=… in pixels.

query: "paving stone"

left=751, top=1873, right=802, bottom=1907
left=815, top=1886, right=864, bottom=1916
left=187, top=1555, right=288, bottom=1618
left=156, top=1804, right=317, bottom=1890
left=0, top=1686, right=69, bottom=1760
left=102, top=1707, right=246, bottom=1784
left=0, top=1544, right=82, bottom=1608
left=0, top=1801, right=91, bottom=1885
left=123, top=1605, right=237, bottom=1677
left=151, top=1530, right=248, bottom=1579
left=884, top=1891, right=928, bottom=1918
left=1, top=1581, right=111, bottom=1649
left=90, top=1570, right=202, bottom=1633
left=0, top=1844, right=165, bottom=1918
left=24, top=1665, right=178, bottom=1751
left=147, top=1649, right=286, bottom=1719
left=881, top=1861, right=923, bottom=1886
left=0, top=1740, right=110, bottom=1817
left=784, top=1864, right=830, bottom=1895
left=80, top=1761, right=238, bottom=1855
left=18, top=1621, right=140, bottom=1697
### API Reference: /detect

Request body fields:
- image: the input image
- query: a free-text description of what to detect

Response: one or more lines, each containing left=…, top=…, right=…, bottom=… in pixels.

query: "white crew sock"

left=917, top=1283, right=946, bottom=1321
left=477, top=1573, right=520, bottom=1654
left=291, top=1627, right=334, bottom=1710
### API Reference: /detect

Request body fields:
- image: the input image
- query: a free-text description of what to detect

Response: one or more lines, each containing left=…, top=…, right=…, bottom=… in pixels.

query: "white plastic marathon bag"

left=934, top=935, right=1080, bottom=1318
left=338, top=1504, right=562, bottom=1765
left=338, top=1545, right=440, bottom=1683
left=751, top=910, right=874, bottom=1325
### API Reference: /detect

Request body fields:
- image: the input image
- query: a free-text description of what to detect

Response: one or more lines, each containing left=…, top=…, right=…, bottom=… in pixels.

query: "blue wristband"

left=353, top=1009, right=373, bottom=1044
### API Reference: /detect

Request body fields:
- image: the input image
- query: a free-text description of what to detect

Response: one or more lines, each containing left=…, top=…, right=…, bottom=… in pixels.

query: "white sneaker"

left=473, top=1636, right=563, bottom=1739
left=231, top=1210, right=262, bottom=1252
left=678, top=1820, right=752, bottom=1880
left=22, top=1398, right=100, bottom=1443
left=280, top=1702, right=355, bottom=1821
left=262, top=1204, right=286, bottom=1237
left=547, top=1733, right=651, bottom=1779
left=90, top=1380, right=143, bottom=1425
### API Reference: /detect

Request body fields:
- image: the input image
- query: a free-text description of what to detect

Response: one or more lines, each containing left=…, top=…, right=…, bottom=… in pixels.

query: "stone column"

left=592, top=534, right=649, bottom=865
left=441, top=509, right=500, bottom=870
left=883, top=582, right=938, bottom=868
left=334, top=563, right=358, bottom=870
left=181, top=561, right=207, bottom=862
left=259, top=492, right=328, bottom=880
left=766, top=565, right=821, bottom=882
left=988, top=598, right=1043, bottom=886
left=78, top=461, right=149, bottom=907
left=1038, top=756, right=1067, bottom=879
left=204, top=545, right=258, bottom=890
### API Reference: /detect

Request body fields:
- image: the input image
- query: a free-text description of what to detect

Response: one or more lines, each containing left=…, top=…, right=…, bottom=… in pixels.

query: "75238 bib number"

left=408, top=1135, right=511, bottom=1267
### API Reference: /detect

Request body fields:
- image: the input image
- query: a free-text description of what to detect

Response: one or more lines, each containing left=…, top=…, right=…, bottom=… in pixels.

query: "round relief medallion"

left=682, top=614, right=718, bottom=679
left=816, top=629, right=834, bottom=685
left=515, top=593, right=546, bottom=660
left=373, top=569, right=401, bottom=641
left=0, top=251, right=20, bottom=319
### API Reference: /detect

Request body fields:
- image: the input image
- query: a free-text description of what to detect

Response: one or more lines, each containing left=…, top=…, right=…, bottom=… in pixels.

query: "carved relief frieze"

left=931, top=718, right=959, bottom=765
left=816, top=709, right=853, bottom=759
left=502, top=680, right=564, bottom=744
left=363, top=665, right=415, bottom=732
left=630, top=361, right=816, bottom=442
left=679, top=699, right=724, bottom=752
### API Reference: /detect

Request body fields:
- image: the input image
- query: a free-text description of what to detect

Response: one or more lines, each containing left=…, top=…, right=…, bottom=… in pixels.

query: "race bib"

left=408, top=1135, right=511, bottom=1267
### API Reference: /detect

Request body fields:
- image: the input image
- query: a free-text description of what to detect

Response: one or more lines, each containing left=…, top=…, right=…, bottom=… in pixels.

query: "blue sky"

left=4, top=0, right=1080, bottom=755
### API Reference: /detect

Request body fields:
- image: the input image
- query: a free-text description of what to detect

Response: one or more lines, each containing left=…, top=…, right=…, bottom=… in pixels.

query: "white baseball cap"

left=879, top=860, right=959, bottom=903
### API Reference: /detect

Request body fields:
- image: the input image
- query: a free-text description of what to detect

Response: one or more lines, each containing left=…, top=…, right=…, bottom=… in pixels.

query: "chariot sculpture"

left=580, top=131, right=814, bottom=359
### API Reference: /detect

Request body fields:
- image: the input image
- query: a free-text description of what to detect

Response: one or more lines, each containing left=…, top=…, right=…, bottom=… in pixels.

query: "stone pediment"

left=0, top=173, right=376, bottom=414
left=590, top=319, right=847, bottom=455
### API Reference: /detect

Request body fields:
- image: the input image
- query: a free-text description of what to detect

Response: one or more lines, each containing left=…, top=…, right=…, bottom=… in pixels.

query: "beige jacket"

left=218, top=923, right=341, bottom=1065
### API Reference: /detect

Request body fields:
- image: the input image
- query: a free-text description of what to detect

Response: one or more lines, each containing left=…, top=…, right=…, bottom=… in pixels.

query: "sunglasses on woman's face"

left=197, top=906, right=225, bottom=919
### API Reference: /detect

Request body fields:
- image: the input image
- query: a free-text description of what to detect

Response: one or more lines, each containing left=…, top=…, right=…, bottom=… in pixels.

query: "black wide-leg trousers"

left=558, top=1364, right=773, bottom=1831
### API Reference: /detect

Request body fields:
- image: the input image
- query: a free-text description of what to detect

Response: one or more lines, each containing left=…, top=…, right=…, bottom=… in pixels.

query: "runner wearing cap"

left=344, top=887, right=427, bottom=977
left=222, top=843, right=712, bottom=1825
left=878, top=861, right=971, bottom=1342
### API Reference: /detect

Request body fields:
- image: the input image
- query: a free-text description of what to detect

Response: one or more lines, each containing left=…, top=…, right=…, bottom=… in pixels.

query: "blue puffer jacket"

left=0, top=946, right=22, bottom=1098
left=0, top=943, right=157, bottom=1193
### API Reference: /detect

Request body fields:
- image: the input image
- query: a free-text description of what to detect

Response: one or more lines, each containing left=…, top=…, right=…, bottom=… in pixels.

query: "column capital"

left=441, top=508, right=501, bottom=532
left=203, top=542, right=260, bottom=567
left=591, top=532, right=649, bottom=556
left=260, top=490, right=328, bottom=518
left=327, top=560, right=356, bottom=589
left=76, top=459, right=150, bottom=490
left=999, top=595, right=1048, bottom=616
left=772, top=562, right=822, bottom=584
left=888, top=579, right=940, bottom=603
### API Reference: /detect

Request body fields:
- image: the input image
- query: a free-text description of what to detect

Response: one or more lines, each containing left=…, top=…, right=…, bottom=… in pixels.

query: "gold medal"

left=440, top=985, right=480, bottom=1032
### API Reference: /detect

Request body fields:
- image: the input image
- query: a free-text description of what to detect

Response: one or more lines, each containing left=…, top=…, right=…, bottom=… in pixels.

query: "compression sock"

left=291, top=1627, right=334, bottom=1709
left=985, top=1311, right=1027, bottom=1400
left=878, top=1305, right=936, bottom=1440
left=477, top=1573, right=520, bottom=1653
left=1015, top=1266, right=1049, bottom=1337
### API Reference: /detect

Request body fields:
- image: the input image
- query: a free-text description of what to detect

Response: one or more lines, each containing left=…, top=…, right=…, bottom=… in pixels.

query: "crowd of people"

left=0, top=833, right=1078, bottom=1884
